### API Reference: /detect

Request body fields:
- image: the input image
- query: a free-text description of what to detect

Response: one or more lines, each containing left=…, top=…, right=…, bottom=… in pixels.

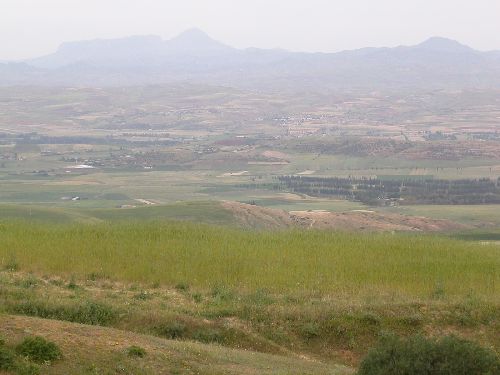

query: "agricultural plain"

left=1, top=85, right=500, bottom=373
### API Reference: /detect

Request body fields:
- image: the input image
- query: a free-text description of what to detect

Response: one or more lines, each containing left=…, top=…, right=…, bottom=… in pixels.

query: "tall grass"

left=0, top=221, right=498, bottom=298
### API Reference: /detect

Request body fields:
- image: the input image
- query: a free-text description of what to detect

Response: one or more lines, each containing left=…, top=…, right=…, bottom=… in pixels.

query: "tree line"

left=277, top=175, right=500, bottom=205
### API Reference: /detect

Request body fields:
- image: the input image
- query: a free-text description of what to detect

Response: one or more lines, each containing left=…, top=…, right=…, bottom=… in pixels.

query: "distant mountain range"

left=2, top=28, right=500, bottom=90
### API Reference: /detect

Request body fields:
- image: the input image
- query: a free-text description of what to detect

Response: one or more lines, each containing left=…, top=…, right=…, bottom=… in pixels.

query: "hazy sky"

left=3, top=0, right=500, bottom=60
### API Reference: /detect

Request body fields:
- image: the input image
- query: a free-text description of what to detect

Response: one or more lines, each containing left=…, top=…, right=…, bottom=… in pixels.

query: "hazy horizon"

left=3, top=0, right=500, bottom=60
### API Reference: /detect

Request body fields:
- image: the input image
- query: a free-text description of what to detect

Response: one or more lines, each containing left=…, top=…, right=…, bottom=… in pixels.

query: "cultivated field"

left=0, top=220, right=498, bottom=372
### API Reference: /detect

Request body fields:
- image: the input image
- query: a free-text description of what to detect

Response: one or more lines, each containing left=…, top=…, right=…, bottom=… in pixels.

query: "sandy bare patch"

left=222, top=201, right=469, bottom=232
left=278, top=193, right=305, bottom=201
left=221, top=201, right=295, bottom=229
left=218, top=171, right=249, bottom=177
left=67, top=164, right=95, bottom=169
left=288, top=210, right=470, bottom=232
left=262, top=150, right=290, bottom=160
left=297, top=170, right=316, bottom=175
left=45, top=180, right=102, bottom=186
left=135, top=199, right=156, bottom=205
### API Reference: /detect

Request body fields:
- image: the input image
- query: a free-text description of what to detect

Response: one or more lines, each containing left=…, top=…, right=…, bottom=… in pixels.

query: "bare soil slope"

left=222, top=201, right=470, bottom=232
left=221, top=201, right=296, bottom=229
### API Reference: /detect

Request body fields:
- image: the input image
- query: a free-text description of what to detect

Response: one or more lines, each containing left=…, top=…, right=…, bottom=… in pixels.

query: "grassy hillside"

left=1, top=221, right=498, bottom=298
left=0, top=220, right=498, bottom=371
left=0, top=269, right=498, bottom=370
left=0, top=315, right=352, bottom=375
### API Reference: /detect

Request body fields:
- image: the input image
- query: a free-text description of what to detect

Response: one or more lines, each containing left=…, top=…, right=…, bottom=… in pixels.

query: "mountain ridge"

left=28, top=30, right=492, bottom=68
left=2, top=29, right=500, bottom=90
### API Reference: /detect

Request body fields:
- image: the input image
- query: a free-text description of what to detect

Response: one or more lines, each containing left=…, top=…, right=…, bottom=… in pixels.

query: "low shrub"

left=133, top=291, right=152, bottom=300
left=72, top=301, right=117, bottom=325
left=431, top=283, right=446, bottom=300
left=192, top=293, right=203, bottom=303
left=158, top=322, right=187, bottom=339
left=301, top=322, right=320, bottom=339
left=211, top=286, right=234, bottom=302
left=358, top=334, right=500, bottom=375
left=19, top=275, right=38, bottom=289
left=4, top=255, right=19, bottom=272
left=246, top=289, right=274, bottom=305
left=10, top=300, right=117, bottom=326
left=127, top=345, right=146, bottom=358
left=0, top=346, right=16, bottom=370
left=16, top=336, right=62, bottom=363
left=193, top=328, right=224, bottom=344
left=175, top=282, right=190, bottom=292
left=359, top=313, right=381, bottom=327
left=86, top=272, right=108, bottom=281
left=67, top=277, right=78, bottom=290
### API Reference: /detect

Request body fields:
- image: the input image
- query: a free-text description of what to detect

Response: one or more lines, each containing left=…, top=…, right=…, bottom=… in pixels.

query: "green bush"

left=66, top=301, right=117, bottom=325
left=127, top=345, right=146, bottom=358
left=19, top=275, right=38, bottom=289
left=67, top=276, right=78, bottom=290
left=175, top=282, right=190, bottom=292
left=301, top=322, right=320, bottom=339
left=16, top=336, right=62, bottom=363
left=193, top=328, right=224, bottom=344
left=158, top=322, right=186, bottom=339
left=246, top=289, right=274, bottom=305
left=4, top=255, right=19, bottom=271
left=86, top=272, right=108, bottom=281
left=133, top=291, right=152, bottom=300
left=192, top=293, right=203, bottom=303
left=0, top=346, right=16, bottom=370
left=10, top=300, right=117, bottom=326
left=211, top=286, right=234, bottom=302
left=358, top=334, right=500, bottom=375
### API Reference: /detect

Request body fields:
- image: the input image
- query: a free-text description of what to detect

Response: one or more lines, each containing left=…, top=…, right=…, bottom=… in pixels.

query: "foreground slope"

left=0, top=315, right=351, bottom=375
left=0, top=219, right=498, bottom=371
left=0, top=269, right=498, bottom=370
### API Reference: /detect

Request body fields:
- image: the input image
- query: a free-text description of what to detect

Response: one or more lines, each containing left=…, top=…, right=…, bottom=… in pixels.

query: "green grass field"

left=0, top=220, right=498, bottom=371
left=1, top=220, right=498, bottom=299
left=0, top=201, right=234, bottom=225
